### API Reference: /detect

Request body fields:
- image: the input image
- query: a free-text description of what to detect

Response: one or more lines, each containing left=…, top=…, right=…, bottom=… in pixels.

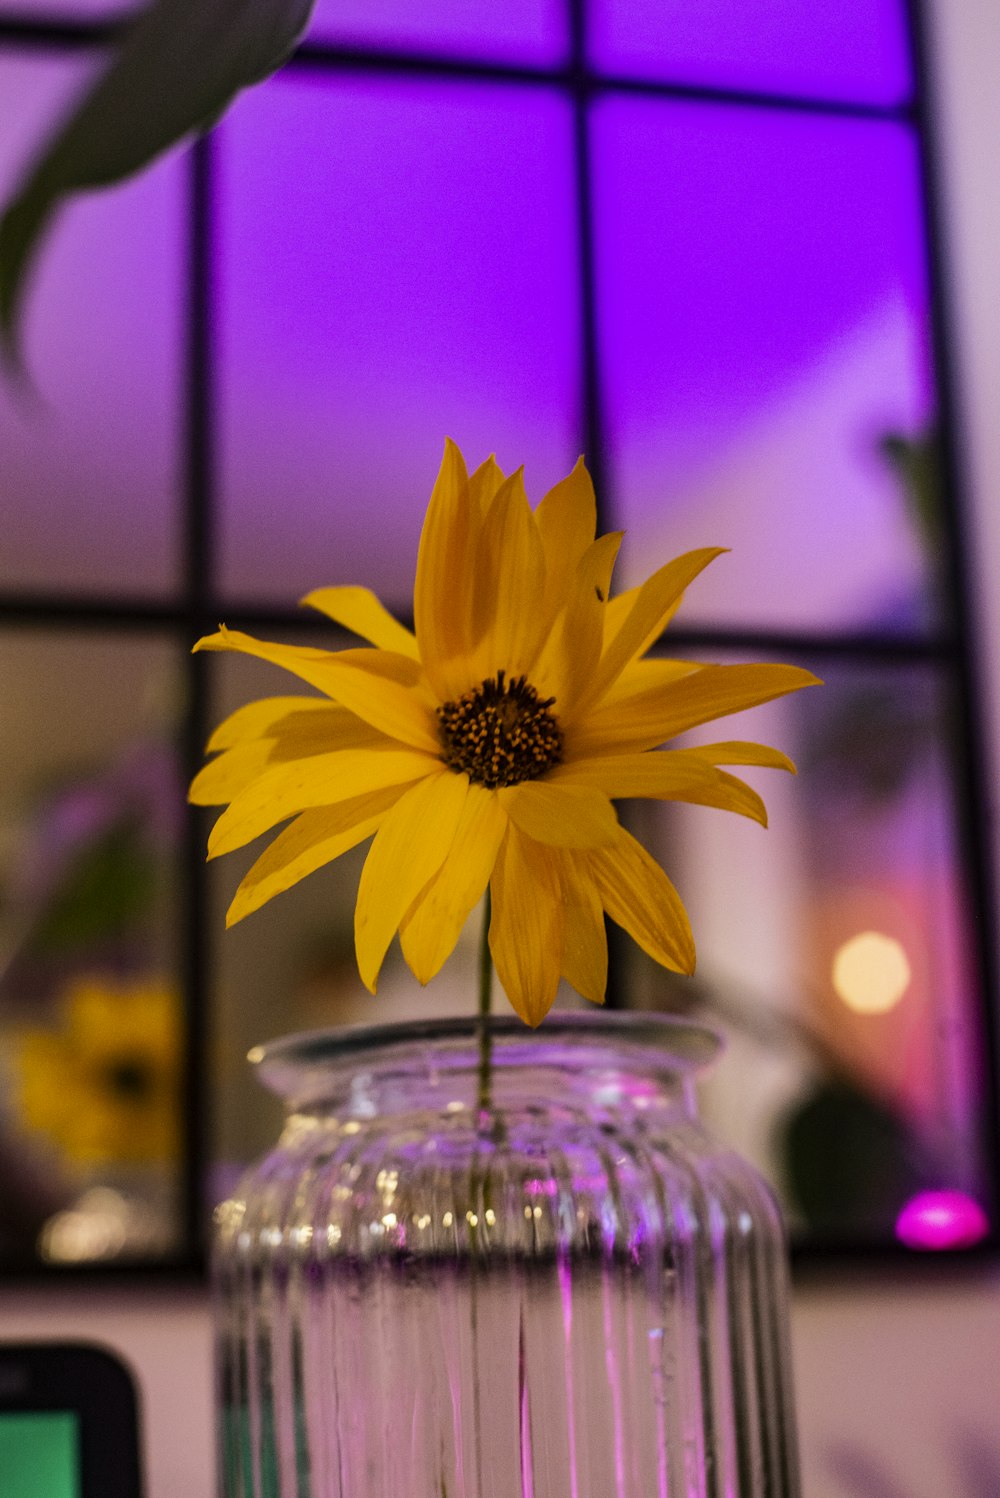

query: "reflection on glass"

left=0, top=631, right=184, bottom=1266
left=593, top=97, right=938, bottom=633
left=620, top=656, right=988, bottom=1248
left=587, top=0, right=912, bottom=107
left=308, top=0, right=568, bottom=64
left=0, top=53, right=183, bottom=599
left=217, top=73, right=580, bottom=610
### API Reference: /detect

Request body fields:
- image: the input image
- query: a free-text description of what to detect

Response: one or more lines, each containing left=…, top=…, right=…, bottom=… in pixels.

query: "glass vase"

left=214, top=1012, right=801, bottom=1497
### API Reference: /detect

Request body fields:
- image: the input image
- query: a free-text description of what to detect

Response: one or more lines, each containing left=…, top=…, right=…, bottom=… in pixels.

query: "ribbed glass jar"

left=214, top=1013, right=800, bottom=1497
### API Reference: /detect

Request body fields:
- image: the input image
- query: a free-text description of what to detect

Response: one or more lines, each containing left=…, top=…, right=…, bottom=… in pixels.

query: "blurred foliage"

left=779, top=1074, right=927, bottom=1239
left=799, top=425, right=944, bottom=806
left=0, top=744, right=177, bottom=1008
left=829, top=1428, right=1000, bottom=1498
left=799, top=680, right=938, bottom=806
left=879, top=428, right=943, bottom=565
left=25, top=813, right=158, bottom=954
left=0, top=0, right=317, bottom=367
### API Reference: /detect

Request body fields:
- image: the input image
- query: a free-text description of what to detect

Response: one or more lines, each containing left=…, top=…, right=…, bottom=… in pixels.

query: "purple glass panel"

left=217, top=75, right=580, bottom=609
left=307, top=0, right=568, bottom=65
left=0, top=53, right=183, bottom=597
left=588, top=0, right=912, bottom=107
left=593, top=99, right=936, bottom=633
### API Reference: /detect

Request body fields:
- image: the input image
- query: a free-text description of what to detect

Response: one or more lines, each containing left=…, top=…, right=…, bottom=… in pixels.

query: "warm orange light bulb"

left=832, top=930, right=911, bottom=1015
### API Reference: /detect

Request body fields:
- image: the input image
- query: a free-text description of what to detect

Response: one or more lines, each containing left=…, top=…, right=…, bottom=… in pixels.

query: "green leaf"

left=0, top=0, right=316, bottom=368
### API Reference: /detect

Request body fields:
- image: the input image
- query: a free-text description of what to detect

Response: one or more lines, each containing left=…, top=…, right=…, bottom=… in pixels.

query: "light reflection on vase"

left=214, top=1013, right=801, bottom=1497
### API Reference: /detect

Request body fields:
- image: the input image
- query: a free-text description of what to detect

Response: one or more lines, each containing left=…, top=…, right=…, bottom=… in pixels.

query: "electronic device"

left=0, top=1342, right=143, bottom=1498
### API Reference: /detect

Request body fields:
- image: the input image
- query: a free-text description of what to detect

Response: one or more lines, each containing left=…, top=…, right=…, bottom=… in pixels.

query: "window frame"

left=0, top=0, right=995, bottom=1276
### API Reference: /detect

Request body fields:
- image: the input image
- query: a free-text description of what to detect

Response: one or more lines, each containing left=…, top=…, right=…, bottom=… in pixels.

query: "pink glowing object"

left=895, top=1190, right=990, bottom=1251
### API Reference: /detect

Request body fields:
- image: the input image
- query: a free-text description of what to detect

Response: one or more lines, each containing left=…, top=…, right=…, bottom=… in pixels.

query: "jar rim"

left=249, top=1011, right=722, bottom=1099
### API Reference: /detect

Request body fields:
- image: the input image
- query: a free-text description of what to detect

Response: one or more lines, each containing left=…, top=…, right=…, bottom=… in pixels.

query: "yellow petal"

left=602, top=585, right=638, bottom=649
left=194, top=626, right=338, bottom=678
left=595, top=656, right=701, bottom=712
left=226, top=788, right=402, bottom=927
left=195, top=628, right=440, bottom=752
left=468, top=469, right=548, bottom=681
left=206, top=695, right=335, bottom=753
left=266, top=707, right=387, bottom=763
left=557, top=853, right=607, bottom=1006
left=467, top=454, right=506, bottom=517
left=488, top=826, right=564, bottom=1027
left=399, top=784, right=507, bottom=984
left=354, top=770, right=470, bottom=993
left=570, top=663, right=821, bottom=758
left=552, top=752, right=768, bottom=825
left=303, top=652, right=440, bottom=749
left=603, top=580, right=692, bottom=653
left=677, top=767, right=769, bottom=824
left=205, top=701, right=387, bottom=782
left=189, top=742, right=275, bottom=806
left=498, top=780, right=619, bottom=847
left=532, top=531, right=622, bottom=713
left=534, top=456, right=597, bottom=610
left=583, top=548, right=727, bottom=707
left=678, top=740, right=797, bottom=773
left=301, top=586, right=419, bottom=658
left=207, top=747, right=436, bottom=858
left=413, top=438, right=473, bottom=699
left=588, top=825, right=695, bottom=975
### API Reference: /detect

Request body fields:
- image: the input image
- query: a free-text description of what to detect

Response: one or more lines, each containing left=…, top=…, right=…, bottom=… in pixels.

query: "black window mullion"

left=178, top=131, right=218, bottom=1268
left=906, top=0, right=1000, bottom=1230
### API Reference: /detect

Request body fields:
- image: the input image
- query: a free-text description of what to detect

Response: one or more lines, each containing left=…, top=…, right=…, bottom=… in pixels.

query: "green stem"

left=476, top=887, right=494, bottom=1117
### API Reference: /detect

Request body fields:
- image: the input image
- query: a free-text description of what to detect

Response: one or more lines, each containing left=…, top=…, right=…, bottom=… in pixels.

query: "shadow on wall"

left=829, top=1428, right=1000, bottom=1498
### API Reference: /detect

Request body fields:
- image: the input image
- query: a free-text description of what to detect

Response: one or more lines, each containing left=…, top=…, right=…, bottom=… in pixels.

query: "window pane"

left=0, top=629, right=186, bottom=1266
left=593, top=99, right=938, bottom=635
left=0, top=52, right=184, bottom=598
left=308, top=0, right=568, bottom=64
left=587, top=0, right=912, bottom=107
left=217, top=74, right=581, bottom=610
left=621, top=654, right=990, bottom=1250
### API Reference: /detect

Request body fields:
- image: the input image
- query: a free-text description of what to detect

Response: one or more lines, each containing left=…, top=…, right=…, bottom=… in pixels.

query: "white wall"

left=3, top=3, right=1000, bottom=1495
left=2, top=1266, right=1000, bottom=1497
left=0, top=1284, right=214, bottom=1497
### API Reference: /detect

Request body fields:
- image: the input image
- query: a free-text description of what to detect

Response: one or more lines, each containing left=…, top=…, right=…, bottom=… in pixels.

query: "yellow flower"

left=191, top=442, right=819, bottom=1025
left=17, top=976, right=182, bottom=1166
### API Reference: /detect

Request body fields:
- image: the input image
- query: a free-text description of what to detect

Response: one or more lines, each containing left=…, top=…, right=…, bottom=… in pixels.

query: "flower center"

left=437, top=670, right=563, bottom=789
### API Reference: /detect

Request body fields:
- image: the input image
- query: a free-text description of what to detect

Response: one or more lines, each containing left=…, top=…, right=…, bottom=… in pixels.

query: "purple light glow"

left=309, top=0, right=568, bottom=66
left=895, top=1190, right=990, bottom=1251
left=593, top=98, right=935, bottom=632
left=588, top=0, right=912, bottom=108
left=217, top=74, right=581, bottom=609
left=525, top=1179, right=559, bottom=1197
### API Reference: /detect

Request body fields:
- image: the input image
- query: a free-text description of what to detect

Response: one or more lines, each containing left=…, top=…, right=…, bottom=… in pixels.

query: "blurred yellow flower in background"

left=17, top=976, right=181, bottom=1167
left=192, top=441, right=819, bottom=1025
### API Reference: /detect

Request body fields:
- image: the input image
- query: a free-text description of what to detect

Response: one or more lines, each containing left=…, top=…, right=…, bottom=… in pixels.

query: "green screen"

left=0, top=1412, right=81, bottom=1498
